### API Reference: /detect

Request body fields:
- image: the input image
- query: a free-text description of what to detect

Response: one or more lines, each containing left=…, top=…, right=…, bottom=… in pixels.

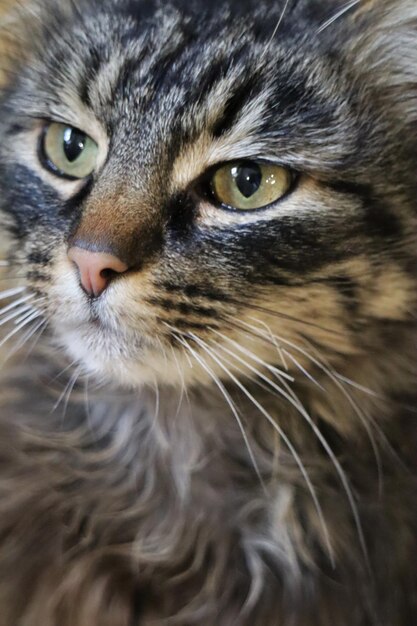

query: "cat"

left=0, top=0, right=415, bottom=624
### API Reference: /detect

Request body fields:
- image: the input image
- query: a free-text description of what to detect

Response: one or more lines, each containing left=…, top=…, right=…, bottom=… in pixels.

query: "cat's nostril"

left=68, top=246, right=129, bottom=298
left=100, top=267, right=118, bottom=280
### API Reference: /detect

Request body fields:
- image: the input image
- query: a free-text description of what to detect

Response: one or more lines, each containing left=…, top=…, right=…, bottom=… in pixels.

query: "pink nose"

left=68, top=247, right=129, bottom=297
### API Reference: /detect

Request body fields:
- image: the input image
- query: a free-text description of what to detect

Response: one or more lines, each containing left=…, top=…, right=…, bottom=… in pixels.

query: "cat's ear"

left=347, top=0, right=417, bottom=123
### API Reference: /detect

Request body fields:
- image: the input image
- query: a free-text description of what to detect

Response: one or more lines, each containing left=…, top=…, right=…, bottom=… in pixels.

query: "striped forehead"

left=29, top=4, right=355, bottom=193
left=72, top=35, right=273, bottom=184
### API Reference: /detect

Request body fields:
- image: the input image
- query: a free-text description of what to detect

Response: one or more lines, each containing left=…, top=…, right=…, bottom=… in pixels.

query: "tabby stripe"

left=148, top=297, right=218, bottom=318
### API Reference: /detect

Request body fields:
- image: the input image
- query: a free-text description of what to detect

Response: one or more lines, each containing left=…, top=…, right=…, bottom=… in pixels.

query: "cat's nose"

left=68, top=247, right=129, bottom=297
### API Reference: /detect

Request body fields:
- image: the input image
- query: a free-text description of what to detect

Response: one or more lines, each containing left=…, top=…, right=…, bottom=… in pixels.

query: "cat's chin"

left=56, top=323, right=206, bottom=390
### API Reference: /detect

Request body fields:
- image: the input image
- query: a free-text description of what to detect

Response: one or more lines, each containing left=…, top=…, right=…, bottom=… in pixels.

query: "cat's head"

left=0, top=0, right=416, bottom=391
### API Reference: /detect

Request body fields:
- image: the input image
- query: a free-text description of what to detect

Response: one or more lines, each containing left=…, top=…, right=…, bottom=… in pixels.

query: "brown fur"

left=0, top=1, right=416, bottom=624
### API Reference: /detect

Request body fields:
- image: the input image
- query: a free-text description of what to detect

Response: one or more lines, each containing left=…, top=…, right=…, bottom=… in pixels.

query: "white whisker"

left=0, top=286, right=26, bottom=302
left=247, top=313, right=391, bottom=481
left=317, top=0, right=361, bottom=34
left=4, top=317, right=47, bottom=363
left=52, top=365, right=82, bottom=418
left=0, top=310, right=41, bottom=350
left=84, top=377, right=94, bottom=434
left=186, top=330, right=335, bottom=567
left=261, top=0, right=292, bottom=61
left=152, top=375, right=160, bottom=423
left=169, top=344, right=190, bottom=419
left=169, top=327, right=267, bottom=495
left=0, top=304, right=35, bottom=328
left=282, top=349, right=326, bottom=391
left=235, top=316, right=371, bottom=568
left=251, top=317, right=289, bottom=371
left=51, top=358, right=80, bottom=383
left=13, top=305, right=43, bottom=326
left=0, top=294, right=34, bottom=319
left=211, top=328, right=294, bottom=382
left=333, top=373, right=379, bottom=398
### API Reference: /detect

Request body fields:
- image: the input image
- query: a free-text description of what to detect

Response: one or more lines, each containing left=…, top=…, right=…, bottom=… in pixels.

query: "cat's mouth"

left=49, top=271, right=177, bottom=386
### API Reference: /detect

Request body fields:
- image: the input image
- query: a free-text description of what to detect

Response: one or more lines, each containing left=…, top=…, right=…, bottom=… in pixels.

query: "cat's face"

left=0, top=0, right=415, bottom=389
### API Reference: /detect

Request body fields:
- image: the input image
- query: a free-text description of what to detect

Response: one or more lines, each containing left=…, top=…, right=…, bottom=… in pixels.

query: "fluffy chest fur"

left=0, top=0, right=416, bottom=624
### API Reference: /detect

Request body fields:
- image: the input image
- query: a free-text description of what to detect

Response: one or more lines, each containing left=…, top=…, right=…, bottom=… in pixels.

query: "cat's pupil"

left=232, top=163, right=262, bottom=198
left=63, top=127, right=86, bottom=162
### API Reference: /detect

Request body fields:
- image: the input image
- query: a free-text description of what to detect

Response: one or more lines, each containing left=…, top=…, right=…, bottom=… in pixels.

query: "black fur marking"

left=168, top=318, right=218, bottom=331
left=0, top=164, right=68, bottom=236
left=78, top=46, right=104, bottom=107
left=320, top=275, right=359, bottom=314
left=148, top=297, right=218, bottom=319
left=26, top=269, right=49, bottom=282
left=325, top=181, right=403, bottom=241
left=28, top=250, right=52, bottom=266
left=5, top=123, right=28, bottom=136
left=363, top=198, right=403, bottom=240
left=212, top=74, right=260, bottom=138
left=324, top=180, right=372, bottom=197
left=161, top=283, right=229, bottom=302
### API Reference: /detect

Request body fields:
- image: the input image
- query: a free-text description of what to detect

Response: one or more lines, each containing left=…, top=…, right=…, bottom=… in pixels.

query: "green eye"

left=211, top=161, right=293, bottom=211
left=40, top=122, right=98, bottom=179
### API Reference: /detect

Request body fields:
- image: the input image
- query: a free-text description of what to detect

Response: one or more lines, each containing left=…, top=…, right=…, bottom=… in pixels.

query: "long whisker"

left=4, top=317, right=47, bottom=363
left=260, top=0, right=292, bottom=61
left=211, top=328, right=294, bottom=383
left=241, top=314, right=383, bottom=442
left=0, top=276, right=27, bottom=282
left=13, top=303, right=45, bottom=326
left=332, top=373, right=379, bottom=398
left=222, top=316, right=371, bottom=568
left=0, top=309, right=41, bottom=350
left=0, top=303, right=35, bottom=328
left=51, top=365, right=82, bottom=418
left=170, top=328, right=267, bottom=495
left=210, top=331, right=303, bottom=406
left=299, top=339, right=392, bottom=491
left=84, top=377, right=94, bottom=435
left=60, top=367, right=83, bottom=426
left=151, top=374, right=160, bottom=425
left=229, top=298, right=344, bottom=337
left=0, top=286, right=26, bottom=302
left=275, top=328, right=384, bottom=483
left=249, top=317, right=289, bottom=371
left=317, top=0, right=361, bottom=34
left=169, top=344, right=191, bottom=419
left=236, top=314, right=405, bottom=472
left=0, top=294, right=34, bottom=319
left=21, top=318, right=48, bottom=358
left=185, top=330, right=336, bottom=567
left=281, top=349, right=326, bottom=392
left=50, top=358, right=80, bottom=383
